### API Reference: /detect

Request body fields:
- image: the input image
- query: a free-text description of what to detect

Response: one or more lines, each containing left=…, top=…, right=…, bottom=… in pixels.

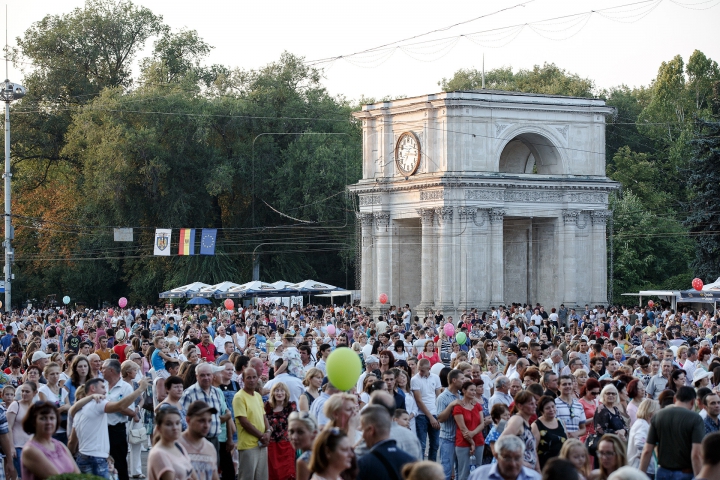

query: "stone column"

left=562, top=210, right=580, bottom=307
left=358, top=213, right=375, bottom=308
left=590, top=210, right=610, bottom=304
left=374, top=212, right=391, bottom=309
left=489, top=209, right=505, bottom=305
left=417, top=208, right=436, bottom=313
left=457, top=207, right=476, bottom=311
left=435, top=206, right=454, bottom=313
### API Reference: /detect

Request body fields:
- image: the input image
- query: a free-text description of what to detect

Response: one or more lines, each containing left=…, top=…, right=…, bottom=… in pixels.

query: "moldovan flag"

left=178, top=229, right=195, bottom=255
left=154, top=229, right=172, bottom=256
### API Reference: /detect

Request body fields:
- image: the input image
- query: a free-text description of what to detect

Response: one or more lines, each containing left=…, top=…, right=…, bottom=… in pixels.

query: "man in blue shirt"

left=0, top=327, right=13, bottom=351
left=436, top=369, right=464, bottom=480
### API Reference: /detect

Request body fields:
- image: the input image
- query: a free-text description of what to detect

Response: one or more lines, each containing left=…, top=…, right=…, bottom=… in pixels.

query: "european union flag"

left=200, top=229, right=217, bottom=255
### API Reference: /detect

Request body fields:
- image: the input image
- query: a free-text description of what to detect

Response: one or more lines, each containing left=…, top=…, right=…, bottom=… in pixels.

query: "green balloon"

left=456, top=332, right=467, bottom=345
left=326, top=347, right=362, bottom=391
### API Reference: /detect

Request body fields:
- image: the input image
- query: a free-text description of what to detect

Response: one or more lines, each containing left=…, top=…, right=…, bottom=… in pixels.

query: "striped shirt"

left=180, top=383, right=225, bottom=439
left=554, top=397, right=586, bottom=433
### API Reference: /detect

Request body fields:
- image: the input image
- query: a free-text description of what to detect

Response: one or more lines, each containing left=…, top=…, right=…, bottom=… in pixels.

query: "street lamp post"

left=1, top=79, right=26, bottom=313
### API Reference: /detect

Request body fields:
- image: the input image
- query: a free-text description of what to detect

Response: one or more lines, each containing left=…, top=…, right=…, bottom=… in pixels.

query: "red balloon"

left=647, top=300, right=654, bottom=308
left=379, top=293, right=388, bottom=304
left=224, top=299, right=234, bottom=310
left=692, top=277, right=704, bottom=291
left=108, top=308, right=114, bottom=316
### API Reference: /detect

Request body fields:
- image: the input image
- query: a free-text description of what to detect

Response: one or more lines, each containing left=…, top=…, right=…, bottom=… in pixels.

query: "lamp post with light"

left=1, top=79, right=26, bottom=313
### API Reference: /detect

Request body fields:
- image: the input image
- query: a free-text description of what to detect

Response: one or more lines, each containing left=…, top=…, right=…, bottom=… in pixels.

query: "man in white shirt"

left=489, top=376, right=513, bottom=408
left=70, top=377, right=149, bottom=478
left=411, top=358, right=442, bottom=461
left=213, top=325, right=232, bottom=353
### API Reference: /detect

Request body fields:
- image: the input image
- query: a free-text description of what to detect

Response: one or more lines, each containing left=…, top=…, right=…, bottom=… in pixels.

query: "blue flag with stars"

left=200, top=229, right=217, bottom=255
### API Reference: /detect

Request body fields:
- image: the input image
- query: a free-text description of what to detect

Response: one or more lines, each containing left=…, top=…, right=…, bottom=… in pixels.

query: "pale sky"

left=9, top=0, right=720, bottom=102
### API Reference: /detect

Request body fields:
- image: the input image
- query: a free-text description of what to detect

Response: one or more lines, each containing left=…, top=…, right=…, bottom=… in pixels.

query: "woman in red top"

left=417, top=341, right=440, bottom=366
left=452, top=381, right=484, bottom=480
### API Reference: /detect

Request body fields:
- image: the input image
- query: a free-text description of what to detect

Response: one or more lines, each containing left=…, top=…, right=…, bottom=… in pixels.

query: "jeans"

left=77, top=454, right=110, bottom=479
left=456, top=445, right=484, bottom=480
left=655, top=467, right=692, bottom=480
left=415, top=414, right=439, bottom=461
left=440, top=437, right=457, bottom=480
left=13, top=448, right=21, bottom=479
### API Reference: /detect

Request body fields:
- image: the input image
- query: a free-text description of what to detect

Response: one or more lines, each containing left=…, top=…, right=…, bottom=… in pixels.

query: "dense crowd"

left=0, top=302, right=718, bottom=480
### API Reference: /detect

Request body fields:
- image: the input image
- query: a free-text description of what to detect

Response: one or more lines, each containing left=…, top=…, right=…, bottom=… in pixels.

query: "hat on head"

left=507, top=345, right=521, bottom=356
left=366, top=355, right=379, bottom=364
left=210, top=364, right=225, bottom=374
left=127, top=352, right=141, bottom=361
left=115, top=330, right=126, bottom=341
left=186, top=400, right=218, bottom=417
left=32, top=351, right=51, bottom=363
left=693, top=368, right=713, bottom=384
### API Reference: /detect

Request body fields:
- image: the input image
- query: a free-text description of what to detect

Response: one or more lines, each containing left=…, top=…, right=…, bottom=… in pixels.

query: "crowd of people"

left=0, top=302, right=718, bottom=480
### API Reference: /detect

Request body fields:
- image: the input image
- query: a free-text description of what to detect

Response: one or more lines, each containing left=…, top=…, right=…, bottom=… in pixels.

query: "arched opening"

left=499, top=132, right=563, bottom=175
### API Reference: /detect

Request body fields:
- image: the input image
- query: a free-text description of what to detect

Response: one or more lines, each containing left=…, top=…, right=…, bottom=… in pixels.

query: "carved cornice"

left=373, top=212, right=390, bottom=231
left=435, top=206, right=454, bottom=224
left=590, top=210, right=612, bottom=225
left=457, top=206, right=477, bottom=223
left=489, top=209, right=505, bottom=223
left=563, top=210, right=581, bottom=225
left=420, top=190, right=447, bottom=201
left=465, top=190, right=503, bottom=201
left=357, top=212, right=375, bottom=228
left=416, top=208, right=435, bottom=226
left=474, top=209, right=489, bottom=227
left=359, top=195, right=382, bottom=206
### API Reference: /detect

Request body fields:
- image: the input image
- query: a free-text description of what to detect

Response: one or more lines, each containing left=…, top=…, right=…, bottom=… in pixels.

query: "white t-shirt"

left=74, top=399, right=111, bottom=457
left=410, top=373, right=442, bottom=416
left=263, top=373, right=305, bottom=404
left=38, top=385, right=69, bottom=433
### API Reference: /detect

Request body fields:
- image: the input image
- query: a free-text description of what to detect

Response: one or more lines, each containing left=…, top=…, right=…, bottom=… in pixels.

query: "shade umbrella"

left=159, top=282, right=211, bottom=299
left=285, top=279, right=339, bottom=294
left=188, top=281, right=242, bottom=298
left=222, top=281, right=280, bottom=298
left=187, top=297, right=212, bottom=305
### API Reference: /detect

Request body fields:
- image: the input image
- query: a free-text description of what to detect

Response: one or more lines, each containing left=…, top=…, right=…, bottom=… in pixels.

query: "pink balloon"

left=327, top=324, right=336, bottom=335
left=224, top=299, right=235, bottom=310
left=119, top=297, right=128, bottom=308
left=379, top=293, right=388, bottom=304
left=443, top=323, right=455, bottom=336
left=108, top=308, right=114, bottom=316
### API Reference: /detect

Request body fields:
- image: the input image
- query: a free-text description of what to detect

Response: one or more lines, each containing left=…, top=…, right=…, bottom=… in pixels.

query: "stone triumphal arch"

left=349, top=90, right=618, bottom=316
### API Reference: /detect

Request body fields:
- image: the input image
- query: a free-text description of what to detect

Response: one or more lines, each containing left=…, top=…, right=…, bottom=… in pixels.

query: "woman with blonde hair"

left=559, top=438, right=590, bottom=479
left=591, top=434, right=627, bottom=480
left=626, top=399, right=659, bottom=477
left=288, top=411, right=318, bottom=480
left=323, top=392, right=360, bottom=442
left=574, top=369, right=589, bottom=397
left=265, top=382, right=297, bottom=480
left=298, top=367, right=323, bottom=412
left=593, top=384, right=628, bottom=442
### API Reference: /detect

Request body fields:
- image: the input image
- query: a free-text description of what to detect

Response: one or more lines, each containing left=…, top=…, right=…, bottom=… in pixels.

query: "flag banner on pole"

left=200, top=229, right=217, bottom=255
left=154, top=229, right=172, bottom=256
left=178, top=229, right=195, bottom=255
left=113, top=228, right=133, bottom=242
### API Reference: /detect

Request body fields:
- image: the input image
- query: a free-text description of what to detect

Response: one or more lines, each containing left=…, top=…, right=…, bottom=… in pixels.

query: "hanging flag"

left=154, top=229, right=172, bottom=256
left=178, top=229, right=196, bottom=255
left=200, top=229, right=217, bottom=255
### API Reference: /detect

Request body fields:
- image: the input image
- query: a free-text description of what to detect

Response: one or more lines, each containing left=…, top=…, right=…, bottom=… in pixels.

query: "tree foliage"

left=438, top=63, right=595, bottom=97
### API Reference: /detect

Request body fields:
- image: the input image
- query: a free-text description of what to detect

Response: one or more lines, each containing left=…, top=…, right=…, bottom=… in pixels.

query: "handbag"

left=128, top=425, right=148, bottom=445
left=584, top=432, right=601, bottom=456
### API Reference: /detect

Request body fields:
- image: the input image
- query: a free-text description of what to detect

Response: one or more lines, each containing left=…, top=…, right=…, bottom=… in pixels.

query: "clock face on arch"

left=395, top=132, right=421, bottom=176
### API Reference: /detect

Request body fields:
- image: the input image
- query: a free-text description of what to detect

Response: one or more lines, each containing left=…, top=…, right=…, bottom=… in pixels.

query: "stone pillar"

left=374, top=212, right=391, bottom=309
left=435, top=206, right=454, bottom=313
left=358, top=213, right=375, bottom=308
left=562, top=210, right=580, bottom=307
left=457, top=207, right=476, bottom=311
left=590, top=210, right=610, bottom=304
left=417, top=208, right=436, bottom=313
left=489, top=209, right=505, bottom=305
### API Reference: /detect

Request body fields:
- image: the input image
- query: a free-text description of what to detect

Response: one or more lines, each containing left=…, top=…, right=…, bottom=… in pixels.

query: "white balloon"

left=430, top=362, right=445, bottom=376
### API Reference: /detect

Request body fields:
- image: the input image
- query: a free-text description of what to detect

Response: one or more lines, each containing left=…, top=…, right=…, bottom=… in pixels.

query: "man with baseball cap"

left=180, top=401, right=220, bottom=480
